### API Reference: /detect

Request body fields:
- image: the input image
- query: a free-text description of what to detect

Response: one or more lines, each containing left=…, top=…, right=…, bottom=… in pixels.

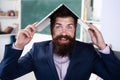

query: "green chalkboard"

left=21, top=0, right=82, bottom=38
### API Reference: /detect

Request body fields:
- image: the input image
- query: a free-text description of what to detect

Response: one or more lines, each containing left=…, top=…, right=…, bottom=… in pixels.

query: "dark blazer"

left=0, top=40, right=120, bottom=80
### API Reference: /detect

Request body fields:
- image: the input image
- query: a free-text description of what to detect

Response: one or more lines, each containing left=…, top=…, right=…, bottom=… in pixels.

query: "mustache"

left=54, top=35, right=73, bottom=40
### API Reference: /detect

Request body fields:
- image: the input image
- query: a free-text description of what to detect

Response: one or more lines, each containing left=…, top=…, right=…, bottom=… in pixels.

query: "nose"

left=61, top=28, right=67, bottom=36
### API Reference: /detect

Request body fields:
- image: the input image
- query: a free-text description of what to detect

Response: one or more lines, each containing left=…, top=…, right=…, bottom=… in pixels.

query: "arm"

left=87, top=23, right=106, bottom=50
left=93, top=48, right=120, bottom=80
left=87, top=23, right=120, bottom=79
left=0, top=44, right=37, bottom=80
left=0, top=22, right=38, bottom=79
left=14, top=22, right=37, bottom=49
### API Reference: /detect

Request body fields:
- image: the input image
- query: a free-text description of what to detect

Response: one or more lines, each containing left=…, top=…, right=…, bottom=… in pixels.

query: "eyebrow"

left=55, top=23, right=62, bottom=25
left=55, top=23, right=74, bottom=26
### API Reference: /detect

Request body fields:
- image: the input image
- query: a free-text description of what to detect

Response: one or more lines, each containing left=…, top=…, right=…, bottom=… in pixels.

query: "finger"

left=88, top=28, right=96, bottom=39
left=88, top=28, right=94, bottom=36
left=31, top=24, right=37, bottom=32
left=28, top=23, right=37, bottom=32
left=25, top=28, right=35, bottom=38
left=22, top=29, right=32, bottom=38
left=25, top=25, right=32, bottom=36
left=26, top=25, right=34, bottom=32
left=87, top=24, right=102, bottom=37
left=25, top=25, right=36, bottom=36
left=88, top=28, right=98, bottom=45
left=88, top=24, right=100, bottom=32
left=32, top=22, right=38, bottom=27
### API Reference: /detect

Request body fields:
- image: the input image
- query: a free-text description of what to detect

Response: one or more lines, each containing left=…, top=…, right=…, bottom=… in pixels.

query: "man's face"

left=52, top=17, right=76, bottom=56
left=52, top=17, right=76, bottom=45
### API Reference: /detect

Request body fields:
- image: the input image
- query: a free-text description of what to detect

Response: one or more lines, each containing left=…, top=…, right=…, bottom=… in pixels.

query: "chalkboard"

left=21, top=0, right=82, bottom=38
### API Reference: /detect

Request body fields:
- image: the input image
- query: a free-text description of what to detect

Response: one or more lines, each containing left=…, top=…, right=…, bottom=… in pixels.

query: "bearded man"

left=0, top=5, right=120, bottom=80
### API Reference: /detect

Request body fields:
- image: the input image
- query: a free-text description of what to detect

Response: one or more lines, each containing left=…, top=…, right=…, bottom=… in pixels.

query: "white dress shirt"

left=53, top=54, right=70, bottom=80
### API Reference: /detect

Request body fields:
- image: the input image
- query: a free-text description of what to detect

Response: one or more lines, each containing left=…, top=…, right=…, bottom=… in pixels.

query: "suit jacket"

left=0, top=40, right=120, bottom=80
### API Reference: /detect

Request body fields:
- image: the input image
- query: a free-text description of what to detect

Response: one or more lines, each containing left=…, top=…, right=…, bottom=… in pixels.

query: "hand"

left=14, top=22, right=37, bottom=49
left=87, top=23, right=106, bottom=50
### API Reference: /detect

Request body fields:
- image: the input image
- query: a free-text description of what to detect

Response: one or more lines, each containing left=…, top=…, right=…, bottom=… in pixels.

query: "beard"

left=52, top=35, right=75, bottom=57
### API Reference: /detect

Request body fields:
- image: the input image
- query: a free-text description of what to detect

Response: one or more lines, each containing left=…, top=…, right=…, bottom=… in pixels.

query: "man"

left=0, top=5, right=120, bottom=80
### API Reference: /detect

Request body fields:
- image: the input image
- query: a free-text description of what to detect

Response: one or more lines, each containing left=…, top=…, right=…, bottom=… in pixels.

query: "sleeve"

left=93, top=48, right=120, bottom=80
left=0, top=44, right=34, bottom=80
left=99, top=45, right=110, bottom=54
left=12, top=43, right=23, bottom=50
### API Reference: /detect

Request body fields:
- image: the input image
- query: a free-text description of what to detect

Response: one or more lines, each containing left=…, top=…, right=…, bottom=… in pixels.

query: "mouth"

left=53, top=35, right=74, bottom=45
left=58, top=37, right=69, bottom=44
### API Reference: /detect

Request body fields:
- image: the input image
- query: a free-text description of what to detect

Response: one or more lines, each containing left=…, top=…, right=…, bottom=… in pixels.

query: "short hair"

left=49, top=5, right=78, bottom=30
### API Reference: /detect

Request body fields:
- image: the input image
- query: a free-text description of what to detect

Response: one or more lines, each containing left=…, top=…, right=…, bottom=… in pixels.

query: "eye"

left=54, top=24, right=62, bottom=30
left=67, top=25, right=74, bottom=29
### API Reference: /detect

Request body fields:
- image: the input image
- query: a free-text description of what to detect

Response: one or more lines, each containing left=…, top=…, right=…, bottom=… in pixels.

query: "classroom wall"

left=0, top=36, right=10, bottom=61
left=0, top=0, right=20, bottom=30
left=0, top=0, right=120, bottom=80
left=101, top=0, right=120, bottom=51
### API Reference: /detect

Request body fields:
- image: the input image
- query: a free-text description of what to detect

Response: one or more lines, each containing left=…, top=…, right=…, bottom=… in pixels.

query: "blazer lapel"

left=64, top=50, right=77, bottom=80
left=64, top=41, right=82, bottom=80
left=45, top=42, right=59, bottom=80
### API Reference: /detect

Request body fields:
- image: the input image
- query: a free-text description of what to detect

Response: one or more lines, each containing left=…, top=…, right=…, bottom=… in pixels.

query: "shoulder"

left=27, top=40, right=52, bottom=56
left=75, top=40, right=93, bottom=48
left=32, top=40, right=52, bottom=48
left=74, top=40, right=95, bottom=52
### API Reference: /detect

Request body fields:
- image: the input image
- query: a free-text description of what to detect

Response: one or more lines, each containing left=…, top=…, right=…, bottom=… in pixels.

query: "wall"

left=0, top=0, right=120, bottom=80
left=0, top=36, right=10, bottom=61
left=101, top=0, right=120, bottom=51
left=0, top=0, right=20, bottom=30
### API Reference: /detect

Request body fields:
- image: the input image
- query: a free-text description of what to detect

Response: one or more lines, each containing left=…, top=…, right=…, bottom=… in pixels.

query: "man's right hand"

left=14, top=22, right=37, bottom=49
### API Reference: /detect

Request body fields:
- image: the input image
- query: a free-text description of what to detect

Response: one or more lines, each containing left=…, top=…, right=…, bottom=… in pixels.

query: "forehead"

left=55, top=17, right=75, bottom=23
